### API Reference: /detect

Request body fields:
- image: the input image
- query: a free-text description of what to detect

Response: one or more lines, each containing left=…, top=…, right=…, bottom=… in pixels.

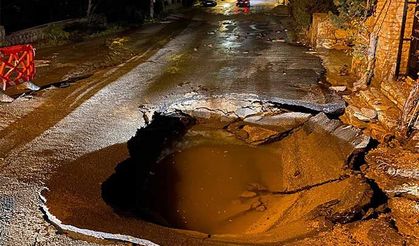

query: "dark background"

left=0, top=0, right=194, bottom=34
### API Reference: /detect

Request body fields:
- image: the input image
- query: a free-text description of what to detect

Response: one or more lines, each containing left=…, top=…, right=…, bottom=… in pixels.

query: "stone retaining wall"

left=310, top=13, right=354, bottom=50
left=354, top=0, right=416, bottom=84
left=4, top=18, right=85, bottom=46
left=371, top=0, right=414, bottom=83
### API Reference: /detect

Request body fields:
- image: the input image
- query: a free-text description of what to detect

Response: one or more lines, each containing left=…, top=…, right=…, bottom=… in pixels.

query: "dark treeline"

left=2, top=0, right=84, bottom=33
left=1, top=0, right=193, bottom=34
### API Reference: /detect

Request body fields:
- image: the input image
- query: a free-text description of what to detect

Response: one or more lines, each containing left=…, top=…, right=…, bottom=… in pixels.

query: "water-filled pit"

left=43, top=99, right=375, bottom=245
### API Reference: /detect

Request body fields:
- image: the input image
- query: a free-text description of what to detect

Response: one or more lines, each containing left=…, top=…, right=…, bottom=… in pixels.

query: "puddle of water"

left=146, top=133, right=282, bottom=234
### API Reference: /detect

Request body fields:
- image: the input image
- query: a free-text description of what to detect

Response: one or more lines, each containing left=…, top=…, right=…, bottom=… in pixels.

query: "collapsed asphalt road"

left=43, top=98, right=376, bottom=245
left=0, top=1, right=372, bottom=246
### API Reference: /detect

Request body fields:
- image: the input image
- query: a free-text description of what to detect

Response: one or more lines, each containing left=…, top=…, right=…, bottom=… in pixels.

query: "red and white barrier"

left=0, top=44, right=38, bottom=102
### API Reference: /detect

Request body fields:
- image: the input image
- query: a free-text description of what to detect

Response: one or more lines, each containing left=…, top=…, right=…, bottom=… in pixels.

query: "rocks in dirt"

left=329, top=86, right=347, bottom=92
left=360, top=107, right=378, bottom=120
left=347, top=105, right=378, bottom=122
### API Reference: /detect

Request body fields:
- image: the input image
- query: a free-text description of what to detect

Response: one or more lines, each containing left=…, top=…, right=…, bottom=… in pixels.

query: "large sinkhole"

left=43, top=99, right=374, bottom=244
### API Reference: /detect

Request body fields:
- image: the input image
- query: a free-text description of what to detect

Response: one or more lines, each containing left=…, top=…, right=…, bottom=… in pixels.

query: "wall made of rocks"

left=310, top=13, right=354, bottom=50
left=364, top=0, right=415, bottom=85
left=4, top=18, right=84, bottom=46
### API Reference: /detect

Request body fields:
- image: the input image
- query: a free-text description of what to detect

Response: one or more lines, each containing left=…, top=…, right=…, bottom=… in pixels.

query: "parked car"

left=202, top=0, right=217, bottom=7
left=236, top=0, right=250, bottom=7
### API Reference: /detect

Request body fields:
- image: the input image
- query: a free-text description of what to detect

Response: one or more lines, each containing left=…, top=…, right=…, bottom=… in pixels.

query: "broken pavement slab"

left=238, top=124, right=280, bottom=145
left=243, top=112, right=311, bottom=131
left=365, top=144, right=419, bottom=241
left=265, top=113, right=369, bottom=193
left=388, top=197, right=419, bottom=243
left=156, top=93, right=345, bottom=118
left=365, top=145, right=419, bottom=200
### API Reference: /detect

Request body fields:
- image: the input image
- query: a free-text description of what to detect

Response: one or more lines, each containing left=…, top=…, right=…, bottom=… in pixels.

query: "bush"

left=289, top=0, right=336, bottom=29
left=43, top=25, right=70, bottom=43
left=97, top=0, right=147, bottom=24
left=330, top=0, right=376, bottom=28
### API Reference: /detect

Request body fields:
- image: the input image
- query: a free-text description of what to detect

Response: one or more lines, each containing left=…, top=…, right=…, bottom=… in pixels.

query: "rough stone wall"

left=310, top=13, right=354, bottom=50
left=4, top=19, right=84, bottom=46
left=368, top=0, right=415, bottom=84
left=6, top=29, right=46, bottom=46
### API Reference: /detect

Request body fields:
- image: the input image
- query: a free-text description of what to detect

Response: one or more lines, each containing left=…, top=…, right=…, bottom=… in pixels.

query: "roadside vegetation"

left=289, top=0, right=376, bottom=30
left=1, top=0, right=194, bottom=47
left=289, top=0, right=377, bottom=74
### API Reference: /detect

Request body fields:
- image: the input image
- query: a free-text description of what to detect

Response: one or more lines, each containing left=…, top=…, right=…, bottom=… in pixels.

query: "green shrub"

left=289, top=0, right=336, bottom=29
left=43, top=25, right=70, bottom=43
left=330, top=0, right=376, bottom=28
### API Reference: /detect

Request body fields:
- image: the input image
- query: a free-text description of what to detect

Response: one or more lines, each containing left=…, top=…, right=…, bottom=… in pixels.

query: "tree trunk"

left=150, top=0, right=154, bottom=18
left=87, top=0, right=93, bottom=18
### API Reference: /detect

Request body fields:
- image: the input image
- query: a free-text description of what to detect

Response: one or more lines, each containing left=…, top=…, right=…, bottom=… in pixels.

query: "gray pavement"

left=0, top=1, right=345, bottom=245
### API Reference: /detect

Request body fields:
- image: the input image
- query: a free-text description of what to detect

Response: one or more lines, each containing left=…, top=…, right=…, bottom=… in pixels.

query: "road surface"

left=0, top=1, right=345, bottom=245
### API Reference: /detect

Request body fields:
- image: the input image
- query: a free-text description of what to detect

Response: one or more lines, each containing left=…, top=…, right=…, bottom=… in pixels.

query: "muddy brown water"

left=147, top=136, right=282, bottom=234
left=45, top=127, right=284, bottom=235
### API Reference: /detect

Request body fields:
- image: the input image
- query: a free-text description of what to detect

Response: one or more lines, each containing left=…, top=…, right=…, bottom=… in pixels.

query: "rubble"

left=388, top=197, right=419, bottom=241
left=0, top=92, right=14, bottom=103
left=329, top=86, right=347, bottom=92
left=365, top=144, right=419, bottom=241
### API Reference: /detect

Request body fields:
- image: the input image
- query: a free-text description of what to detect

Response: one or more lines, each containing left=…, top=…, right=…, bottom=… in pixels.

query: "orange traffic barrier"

left=0, top=44, right=36, bottom=91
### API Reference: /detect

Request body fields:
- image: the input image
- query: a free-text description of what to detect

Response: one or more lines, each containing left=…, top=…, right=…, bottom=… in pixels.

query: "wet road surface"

left=0, top=1, right=346, bottom=245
